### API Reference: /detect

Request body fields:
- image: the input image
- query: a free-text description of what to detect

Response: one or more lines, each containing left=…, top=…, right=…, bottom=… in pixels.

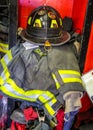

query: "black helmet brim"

left=20, top=29, right=71, bottom=46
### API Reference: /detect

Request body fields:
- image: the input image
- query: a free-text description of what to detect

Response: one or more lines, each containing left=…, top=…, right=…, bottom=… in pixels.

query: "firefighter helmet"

left=21, top=6, right=70, bottom=46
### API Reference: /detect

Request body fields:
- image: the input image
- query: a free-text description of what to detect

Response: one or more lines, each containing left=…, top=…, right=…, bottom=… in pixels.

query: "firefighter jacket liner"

left=0, top=42, right=84, bottom=119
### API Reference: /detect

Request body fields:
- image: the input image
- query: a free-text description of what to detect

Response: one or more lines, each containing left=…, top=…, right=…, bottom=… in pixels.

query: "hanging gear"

left=11, top=120, right=26, bottom=130
left=21, top=5, right=70, bottom=46
left=0, top=6, right=85, bottom=130
left=10, top=109, right=27, bottom=125
left=0, top=42, right=84, bottom=120
left=0, top=96, right=8, bottom=129
left=0, top=42, right=62, bottom=120
left=29, top=121, right=50, bottom=130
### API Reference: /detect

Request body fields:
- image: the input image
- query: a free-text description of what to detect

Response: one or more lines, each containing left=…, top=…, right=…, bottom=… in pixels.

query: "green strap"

left=33, top=48, right=46, bottom=59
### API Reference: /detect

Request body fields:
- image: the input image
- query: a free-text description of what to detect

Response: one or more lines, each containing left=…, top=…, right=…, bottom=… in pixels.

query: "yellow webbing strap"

left=34, top=48, right=46, bottom=57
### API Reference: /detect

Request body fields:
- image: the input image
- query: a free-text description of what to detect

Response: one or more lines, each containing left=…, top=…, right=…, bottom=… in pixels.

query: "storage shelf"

left=0, top=0, right=18, bottom=48
left=0, top=5, right=9, bottom=7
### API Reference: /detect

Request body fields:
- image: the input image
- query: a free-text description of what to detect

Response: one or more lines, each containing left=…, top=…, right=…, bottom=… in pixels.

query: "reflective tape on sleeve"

left=58, top=70, right=82, bottom=84
left=38, top=92, right=56, bottom=104
left=0, top=50, right=12, bottom=81
left=1, top=50, right=12, bottom=68
left=52, top=73, right=60, bottom=89
left=0, top=67, right=10, bottom=82
left=1, top=78, right=43, bottom=101
left=58, top=70, right=81, bottom=76
left=0, top=78, right=57, bottom=117
left=0, top=76, right=4, bottom=85
left=44, top=103, right=56, bottom=116
left=38, top=95, right=57, bottom=116
left=0, top=78, right=57, bottom=107
left=52, top=70, right=82, bottom=89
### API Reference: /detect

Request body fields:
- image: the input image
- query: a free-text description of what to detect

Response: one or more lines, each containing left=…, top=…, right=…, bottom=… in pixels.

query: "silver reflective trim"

left=60, top=74, right=81, bottom=79
left=48, top=100, right=54, bottom=106
left=41, top=94, right=56, bottom=106
left=4, top=54, right=10, bottom=65
left=1, top=71, right=6, bottom=80
left=42, top=93, right=51, bottom=101
left=4, top=83, right=40, bottom=100
left=55, top=71, right=64, bottom=86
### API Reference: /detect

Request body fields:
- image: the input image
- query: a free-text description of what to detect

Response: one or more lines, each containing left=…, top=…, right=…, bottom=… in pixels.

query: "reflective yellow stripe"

left=1, top=58, right=6, bottom=69
left=1, top=50, right=12, bottom=68
left=48, top=98, right=57, bottom=106
left=0, top=60, right=10, bottom=81
left=3, top=50, right=12, bottom=65
left=38, top=92, right=56, bottom=104
left=0, top=50, right=12, bottom=81
left=50, top=20, right=58, bottom=28
left=7, top=78, right=51, bottom=98
left=0, top=42, right=9, bottom=48
left=0, top=76, right=4, bottom=85
left=58, top=70, right=81, bottom=76
left=0, top=85, right=37, bottom=102
left=6, top=78, right=42, bottom=97
left=3, top=68, right=10, bottom=80
left=0, top=48, right=9, bottom=53
left=39, top=96, right=56, bottom=116
left=1, top=83, right=56, bottom=116
left=1, top=78, right=56, bottom=104
left=0, top=43, right=9, bottom=53
left=7, top=50, right=12, bottom=61
left=58, top=70, right=82, bottom=84
left=63, top=77, right=82, bottom=83
left=1, top=78, right=57, bottom=116
left=28, top=17, right=32, bottom=25
left=1, top=78, right=43, bottom=101
left=52, top=70, right=82, bottom=88
left=52, top=73, right=60, bottom=89
left=1, top=67, right=10, bottom=81
left=39, top=92, right=57, bottom=116
left=45, top=103, right=55, bottom=116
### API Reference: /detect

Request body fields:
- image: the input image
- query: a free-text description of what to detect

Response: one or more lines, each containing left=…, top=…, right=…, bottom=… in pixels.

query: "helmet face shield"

left=21, top=6, right=70, bottom=46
